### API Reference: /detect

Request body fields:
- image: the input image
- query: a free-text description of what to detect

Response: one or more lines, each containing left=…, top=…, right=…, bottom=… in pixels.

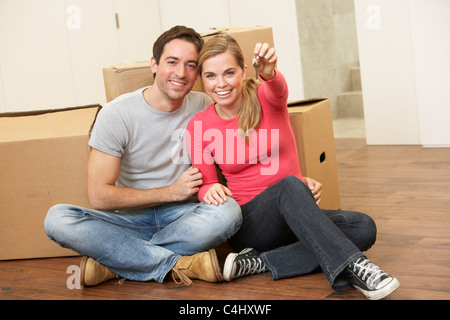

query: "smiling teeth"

left=216, top=90, right=231, bottom=96
left=170, top=80, right=185, bottom=86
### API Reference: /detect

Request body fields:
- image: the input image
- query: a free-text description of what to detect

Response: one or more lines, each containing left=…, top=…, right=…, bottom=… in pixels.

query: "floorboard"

left=1, top=138, right=449, bottom=301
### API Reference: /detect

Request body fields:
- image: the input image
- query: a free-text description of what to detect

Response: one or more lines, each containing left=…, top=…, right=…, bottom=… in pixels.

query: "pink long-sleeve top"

left=186, top=70, right=304, bottom=206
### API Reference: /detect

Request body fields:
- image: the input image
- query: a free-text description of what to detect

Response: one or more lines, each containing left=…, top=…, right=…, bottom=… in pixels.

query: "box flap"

left=288, top=98, right=329, bottom=113
left=107, top=61, right=150, bottom=73
left=0, top=105, right=100, bottom=142
left=288, top=98, right=328, bottom=106
left=202, top=26, right=270, bottom=37
left=202, top=28, right=229, bottom=37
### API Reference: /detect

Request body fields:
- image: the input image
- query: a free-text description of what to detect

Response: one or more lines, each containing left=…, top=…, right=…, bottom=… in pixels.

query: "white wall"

left=64, top=0, right=119, bottom=108
left=3, top=0, right=447, bottom=147
left=0, top=0, right=76, bottom=112
left=115, top=0, right=162, bottom=63
left=0, top=0, right=162, bottom=112
left=159, top=0, right=304, bottom=102
left=409, top=0, right=450, bottom=147
left=354, top=0, right=450, bottom=146
left=0, top=0, right=303, bottom=113
left=0, top=59, right=5, bottom=113
left=158, top=0, right=231, bottom=34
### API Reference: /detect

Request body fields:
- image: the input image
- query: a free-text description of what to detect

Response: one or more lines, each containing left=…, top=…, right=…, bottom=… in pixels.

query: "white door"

left=354, top=0, right=420, bottom=145
left=114, top=0, right=162, bottom=63
left=409, top=0, right=450, bottom=147
left=0, top=0, right=75, bottom=112
left=0, top=64, right=5, bottom=113
left=63, top=0, right=119, bottom=107
left=158, top=0, right=231, bottom=34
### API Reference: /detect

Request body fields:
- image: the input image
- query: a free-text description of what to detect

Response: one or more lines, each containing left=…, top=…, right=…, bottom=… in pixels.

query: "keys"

left=252, top=54, right=260, bottom=80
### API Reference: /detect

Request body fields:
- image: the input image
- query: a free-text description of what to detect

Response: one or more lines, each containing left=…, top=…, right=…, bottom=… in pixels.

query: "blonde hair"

left=199, top=35, right=261, bottom=137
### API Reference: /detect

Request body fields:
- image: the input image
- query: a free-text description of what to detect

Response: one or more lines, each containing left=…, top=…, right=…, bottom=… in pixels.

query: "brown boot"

left=171, top=249, right=224, bottom=285
left=80, top=256, right=119, bottom=287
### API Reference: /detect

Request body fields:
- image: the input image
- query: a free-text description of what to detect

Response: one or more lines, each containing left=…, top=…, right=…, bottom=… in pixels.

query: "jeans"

left=45, top=198, right=242, bottom=283
left=228, top=176, right=377, bottom=290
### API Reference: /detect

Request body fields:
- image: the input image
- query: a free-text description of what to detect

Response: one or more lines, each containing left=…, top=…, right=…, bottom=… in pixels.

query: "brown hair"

left=152, top=25, right=204, bottom=69
left=199, top=35, right=261, bottom=136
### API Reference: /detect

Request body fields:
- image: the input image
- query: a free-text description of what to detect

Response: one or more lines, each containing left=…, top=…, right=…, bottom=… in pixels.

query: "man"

left=45, top=26, right=242, bottom=287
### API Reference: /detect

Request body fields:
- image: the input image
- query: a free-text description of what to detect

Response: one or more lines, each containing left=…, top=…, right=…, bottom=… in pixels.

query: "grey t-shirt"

left=89, top=87, right=212, bottom=190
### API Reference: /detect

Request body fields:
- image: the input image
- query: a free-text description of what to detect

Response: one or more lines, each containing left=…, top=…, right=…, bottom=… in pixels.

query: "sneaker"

left=223, top=248, right=267, bottom=281
left=346, top=257, right=400, bottom=300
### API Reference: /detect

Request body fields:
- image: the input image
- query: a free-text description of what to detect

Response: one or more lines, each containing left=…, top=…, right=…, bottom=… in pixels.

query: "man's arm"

left=87, top=148, right=202, bottom=211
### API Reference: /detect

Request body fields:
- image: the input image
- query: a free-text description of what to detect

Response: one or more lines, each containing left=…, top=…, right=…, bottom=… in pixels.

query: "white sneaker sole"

left=223, top=252, right=238, bottom=281
left=355, top=277, right=400, bottom=300
left=223, top=248, right=254, bottom=281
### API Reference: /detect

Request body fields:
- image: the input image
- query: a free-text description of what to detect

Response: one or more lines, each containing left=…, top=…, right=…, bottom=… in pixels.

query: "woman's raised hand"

left=254, top=42, right=277, bottom=80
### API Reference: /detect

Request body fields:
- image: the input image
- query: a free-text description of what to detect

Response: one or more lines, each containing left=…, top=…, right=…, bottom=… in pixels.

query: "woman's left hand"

left=254, top=43, right=277, bottom=80
left=304, top=177, right=323, bottom=206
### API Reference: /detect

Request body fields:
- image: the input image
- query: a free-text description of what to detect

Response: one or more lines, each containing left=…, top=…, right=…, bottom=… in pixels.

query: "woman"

left=186, top=35, right=399, bottom=300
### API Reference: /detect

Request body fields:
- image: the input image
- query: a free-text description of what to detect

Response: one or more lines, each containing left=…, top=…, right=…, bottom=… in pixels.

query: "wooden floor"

left=1, top=138, right=450, bottom=301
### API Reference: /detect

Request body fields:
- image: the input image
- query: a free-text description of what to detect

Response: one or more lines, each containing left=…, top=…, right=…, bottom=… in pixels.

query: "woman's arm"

left=186, top=117, right=222, bottom=203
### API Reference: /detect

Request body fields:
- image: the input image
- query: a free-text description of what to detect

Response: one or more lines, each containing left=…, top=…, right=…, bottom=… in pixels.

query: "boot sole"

left=79, top=256, right=89, bottom=287
left=209, top=249, right=224, bottom=282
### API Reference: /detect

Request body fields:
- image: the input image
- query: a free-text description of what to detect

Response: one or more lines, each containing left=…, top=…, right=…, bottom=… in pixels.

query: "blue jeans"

left=228, top=176, right=377, bottom=290
left=45, top=198, right=242, bottom=283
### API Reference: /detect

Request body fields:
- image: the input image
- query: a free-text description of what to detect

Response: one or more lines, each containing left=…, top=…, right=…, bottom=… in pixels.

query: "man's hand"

left=304, top=177, right=323, bottom=206
left=169, top=167, right=203, bottom=202
left=87, top=149, right=203, bottom=210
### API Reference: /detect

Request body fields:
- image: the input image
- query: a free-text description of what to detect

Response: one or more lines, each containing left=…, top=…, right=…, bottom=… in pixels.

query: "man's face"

left=151, top=39, right=199, bottom=103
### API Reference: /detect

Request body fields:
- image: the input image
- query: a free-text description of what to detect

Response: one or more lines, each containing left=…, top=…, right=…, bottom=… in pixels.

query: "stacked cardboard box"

left=0, top=106, right=100, bottom=260
left=288, top=99, right=341, bottom=210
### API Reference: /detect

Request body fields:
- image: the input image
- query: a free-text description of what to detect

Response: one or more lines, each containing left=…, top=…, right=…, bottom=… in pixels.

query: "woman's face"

left=201, top=51, right=247, bottom=113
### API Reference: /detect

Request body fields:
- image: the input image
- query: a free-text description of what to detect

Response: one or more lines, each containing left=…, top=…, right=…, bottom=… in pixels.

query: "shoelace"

left=171, top=266, right=194, bottom=286
left=350, top=258, right=388, bottom=289
left=235, top=257, right=266, bottom=278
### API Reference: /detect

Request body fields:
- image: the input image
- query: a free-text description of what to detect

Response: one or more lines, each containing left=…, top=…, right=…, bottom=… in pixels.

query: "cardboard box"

left=103, top=61, right=154, bottom=103
left=288, top=99, right=341, bottom=210
left=102, top=26, right=274, bottom=102
left=0, top=106, right=100, bottom=260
